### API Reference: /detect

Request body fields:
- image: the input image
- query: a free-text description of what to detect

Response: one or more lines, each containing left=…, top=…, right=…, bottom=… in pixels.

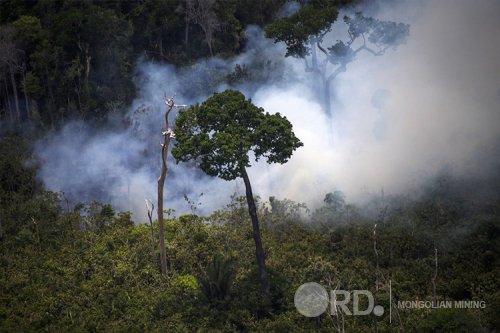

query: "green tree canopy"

left=264, top=0, right=339, bottom=58
left=172, top=89, right=303, bottom=179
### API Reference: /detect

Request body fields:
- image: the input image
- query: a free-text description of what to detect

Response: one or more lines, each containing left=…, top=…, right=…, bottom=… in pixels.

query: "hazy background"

left=35, top=0, right=500, bottom=221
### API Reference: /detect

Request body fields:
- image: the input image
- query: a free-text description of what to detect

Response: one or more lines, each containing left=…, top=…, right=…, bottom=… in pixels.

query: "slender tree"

left=172, top=89, right=303, bottom=295
left=156, top=96, right=180, bottom=274
left=0, top=26, right=23, bottom=125
left=145, top=199, right=156, bottom=264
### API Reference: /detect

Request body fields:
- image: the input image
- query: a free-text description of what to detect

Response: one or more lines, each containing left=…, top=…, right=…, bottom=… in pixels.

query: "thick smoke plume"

left=35, top=0, right=500, bottom=221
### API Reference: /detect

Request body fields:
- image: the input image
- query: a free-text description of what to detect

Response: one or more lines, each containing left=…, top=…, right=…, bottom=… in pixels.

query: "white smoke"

left=35, top=0, right=500, bottom=221
left=248, top=0, right=500, bottom=206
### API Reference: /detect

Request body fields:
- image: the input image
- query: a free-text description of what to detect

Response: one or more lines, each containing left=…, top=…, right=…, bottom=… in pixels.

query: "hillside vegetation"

left=1, top=137, right=498, bottom=332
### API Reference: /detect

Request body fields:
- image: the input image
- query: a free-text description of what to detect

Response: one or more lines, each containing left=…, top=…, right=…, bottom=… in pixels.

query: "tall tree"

left=172, top=89, right=303, bottom=296
left=0, top=26, right=23, bottom=125
left=12, top=15, right=45, bottom=123
left=157, top=96, right=179, bottom=274
left=266, top=2, right=409, bottom=116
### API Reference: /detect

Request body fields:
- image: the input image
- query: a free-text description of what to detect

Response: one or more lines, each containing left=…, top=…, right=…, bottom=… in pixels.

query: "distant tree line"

left=0, top=0, right=286, bottom=129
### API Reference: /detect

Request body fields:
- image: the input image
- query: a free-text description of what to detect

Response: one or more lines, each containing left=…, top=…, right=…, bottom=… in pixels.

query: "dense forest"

left=0, top=0, right=290, bottom=128
left=1, top=0, right=499, bottom=332
left=1, top=135, right=499, bottom=332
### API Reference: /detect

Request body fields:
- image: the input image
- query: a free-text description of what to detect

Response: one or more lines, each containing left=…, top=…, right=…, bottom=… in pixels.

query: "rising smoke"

left=35, top=0, right=500, bottom=221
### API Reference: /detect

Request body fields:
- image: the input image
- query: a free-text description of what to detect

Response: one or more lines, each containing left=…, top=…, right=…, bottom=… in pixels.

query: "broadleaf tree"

left=172, top=89, right=303, bottom=296
left=265, top=1, right=409, bottom=116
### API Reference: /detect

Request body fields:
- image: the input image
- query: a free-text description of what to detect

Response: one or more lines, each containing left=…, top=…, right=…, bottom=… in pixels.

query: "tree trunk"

left=9, top=68, right=20, bottom=124
left=241, top=166, right=270, bottom=296
left=200, top=25, right=214, bottom=57
left=184, top=13, right=190, bottom=57
left=145, top=200, right=157, bottom=265
left=307, top=41, right=332, bottom=117
left=157, top=134, right=169, bottom=274
left=3, top=77, right=13, bottom=125
left=21, top=64, right=30, bottom=121
left=207, top=38, right=213, bottom=57
left=157, top=101, right=174, bottom=275
left=310, top=38, right=318, bottom=71
left=323, top=65, right=346, bottom=118
left=44, top=64, right=56, bottom=127
left=84, top=45, right=91, bottom=81
left=323, top=78, right=331, bottom=117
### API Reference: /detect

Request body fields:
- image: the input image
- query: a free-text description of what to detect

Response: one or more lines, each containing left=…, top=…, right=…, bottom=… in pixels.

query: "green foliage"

left=311, top=191, right=359, bottom=226
left=324, top=190, right=345, bottom=210
left=267, top=196, right=309, bottom=221
left=411, top=308, right=485, bottom=333
left=199, top=254, right=234, bottom=302
left=0, top=172, right=498, bottom=331
left=0, top=136, right=40, bottom=238
left=172, top=89, right=303, bottom=180
left=22, top=71, right=43, bottom=98
left=172, top=274, right=199, bottom=290
left=265, top=1, right=339, bottom=57
left=266, top=4, right=409, bottom=62
left=344, top=12, right=409, bottom=49
left=12, top=15, right=43, bottom=52
left=0, top=0, right=285, bottom=127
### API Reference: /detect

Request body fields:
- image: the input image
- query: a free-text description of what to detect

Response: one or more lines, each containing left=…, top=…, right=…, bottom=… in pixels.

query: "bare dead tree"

left=157, top=96, right=186, bottom=274
left=145, top=199, right=156, bottom=264
left=157, top=98, right=174, bottom=274
left=186, top=0, right=221, bottom=56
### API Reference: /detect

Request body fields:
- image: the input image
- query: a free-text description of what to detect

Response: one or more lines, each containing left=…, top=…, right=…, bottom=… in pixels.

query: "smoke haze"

left=35, top=0, right=500, bottom=221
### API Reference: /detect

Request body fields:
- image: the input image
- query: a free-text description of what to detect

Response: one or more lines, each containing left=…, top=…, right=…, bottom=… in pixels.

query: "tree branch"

left=317, top=41, right=328, bottom=56
left=353, top=44, right=384, bottom=57
left=326, top=64, right=346, bottom=84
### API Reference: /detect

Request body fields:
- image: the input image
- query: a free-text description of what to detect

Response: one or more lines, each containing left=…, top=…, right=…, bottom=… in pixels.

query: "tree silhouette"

left=266, top=2, right=409, bottom=116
